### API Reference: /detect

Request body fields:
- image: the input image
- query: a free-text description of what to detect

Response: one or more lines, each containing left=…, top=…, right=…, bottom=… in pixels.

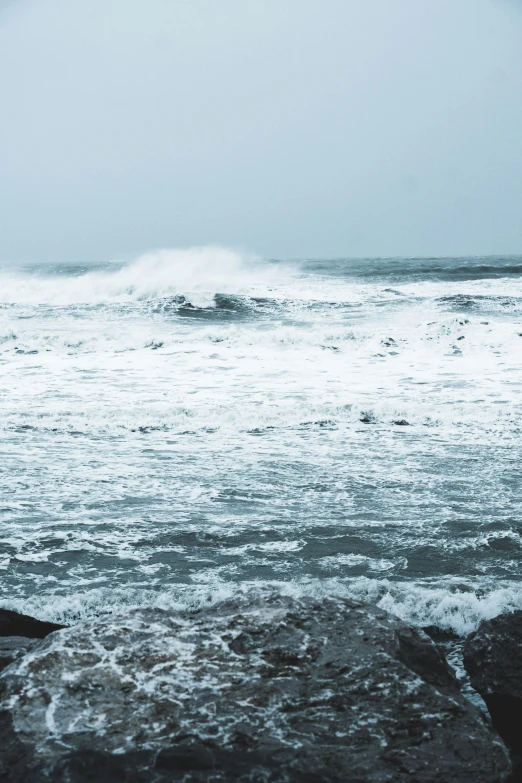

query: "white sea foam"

left=2, top=578, right=522, bottom=637
left=0, top=247, right=281, bottom=306
left=1, top=252, right=522, bottom=639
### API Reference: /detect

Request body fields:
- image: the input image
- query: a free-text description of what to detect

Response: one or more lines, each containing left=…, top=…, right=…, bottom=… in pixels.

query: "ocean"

left=1, top=249, right=521, bottom=641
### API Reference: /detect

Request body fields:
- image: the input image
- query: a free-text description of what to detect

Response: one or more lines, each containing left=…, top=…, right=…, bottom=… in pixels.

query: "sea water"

left=1, top=249, right=521, bottom=638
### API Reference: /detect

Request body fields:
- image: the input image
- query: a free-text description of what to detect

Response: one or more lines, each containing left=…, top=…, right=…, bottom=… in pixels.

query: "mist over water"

left=1, top=250, right=522, bottom=636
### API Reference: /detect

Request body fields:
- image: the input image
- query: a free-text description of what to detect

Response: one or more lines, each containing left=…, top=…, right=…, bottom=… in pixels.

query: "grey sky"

left=1, top=0, right=521, bottom=262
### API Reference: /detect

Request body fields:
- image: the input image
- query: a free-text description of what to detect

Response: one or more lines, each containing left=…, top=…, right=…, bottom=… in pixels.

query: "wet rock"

left=0, top=637, right=36, bottom=673
left=393, top=419, right=410, bottom=426
left=422, top=625, right=460, bottom=643
left=0, top=608, right=65, bottom=639
left=464, top=611, right=522, bottom=763
left=0, top=595, right=511, bottom=782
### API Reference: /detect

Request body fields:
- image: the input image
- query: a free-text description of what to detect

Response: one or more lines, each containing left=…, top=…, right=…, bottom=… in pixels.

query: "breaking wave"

left=0, top=247, right=278, bottom=307
left=2, top=578, right=522, bottom=637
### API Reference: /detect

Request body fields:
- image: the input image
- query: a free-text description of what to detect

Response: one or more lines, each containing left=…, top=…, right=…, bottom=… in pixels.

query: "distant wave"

left=0, top=247, right=278, bottom=306
left=3, top=254, right=522, bottom=309
left=389, top=263, right=522, bottom=281
left=299, top=257, right=522, bottom=281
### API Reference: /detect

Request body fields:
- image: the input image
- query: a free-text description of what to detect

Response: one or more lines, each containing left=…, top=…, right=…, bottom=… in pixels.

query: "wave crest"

left=0, top=247, right=271, bottom=306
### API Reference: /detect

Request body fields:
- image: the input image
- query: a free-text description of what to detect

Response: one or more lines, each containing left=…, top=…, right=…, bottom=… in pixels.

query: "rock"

left=0, top=595, right=511, bottom=783
left=422, top=626, right=460, bottom=643
left=464, top=610, right=522, bottom=761
left=0, top=608, right=65, bottom=639
left=0, top=609, right=62, bottom=674
left=0, top=637, right=36, bottom=673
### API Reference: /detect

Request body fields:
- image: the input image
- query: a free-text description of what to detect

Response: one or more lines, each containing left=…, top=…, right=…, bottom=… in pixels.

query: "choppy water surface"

left=1, top=249, right=521, bottom=635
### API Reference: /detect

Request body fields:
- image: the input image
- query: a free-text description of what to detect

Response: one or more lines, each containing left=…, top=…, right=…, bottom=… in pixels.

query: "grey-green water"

left=1, top=251, right=521, bottom=639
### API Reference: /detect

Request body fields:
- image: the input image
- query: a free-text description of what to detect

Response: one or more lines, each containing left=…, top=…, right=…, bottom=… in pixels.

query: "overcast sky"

left=0, top=0, right=521, bottom=263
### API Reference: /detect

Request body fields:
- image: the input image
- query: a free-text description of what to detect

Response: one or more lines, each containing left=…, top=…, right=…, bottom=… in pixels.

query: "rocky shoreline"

left=0, top=596, right=518, bottom=782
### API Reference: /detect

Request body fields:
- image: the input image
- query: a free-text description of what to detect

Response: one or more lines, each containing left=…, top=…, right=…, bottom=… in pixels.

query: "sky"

left=0, top=0, right=521, bottom=263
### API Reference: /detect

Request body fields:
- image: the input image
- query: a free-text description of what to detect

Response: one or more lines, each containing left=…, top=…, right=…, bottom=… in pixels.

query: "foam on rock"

left=0, top=595, right=511, bottom=782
